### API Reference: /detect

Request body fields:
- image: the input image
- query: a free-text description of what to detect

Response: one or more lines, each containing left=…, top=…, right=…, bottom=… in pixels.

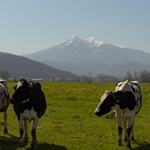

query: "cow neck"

left=20, top=98, right=30, bottom=104
left=19, top=88, right=33, bottom=105
left=113, top=91, right=125, bottom=108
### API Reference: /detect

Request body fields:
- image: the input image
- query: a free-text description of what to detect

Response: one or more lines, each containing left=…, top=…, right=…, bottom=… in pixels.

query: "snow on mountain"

left=60, top=35, right=88, bottom=49
left=24, top=35, right=150, bottom=64
left=61, top=35, right=107, bottom=49
left=60, top=35, right=123, bottom=50
left=84, top=37, right=104, bottom=47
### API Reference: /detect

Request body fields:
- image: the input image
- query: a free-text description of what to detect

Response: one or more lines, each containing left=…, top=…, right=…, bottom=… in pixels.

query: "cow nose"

left=94, top=111, right=101, bottom=116
left=9, top=98, right=14, bottom=104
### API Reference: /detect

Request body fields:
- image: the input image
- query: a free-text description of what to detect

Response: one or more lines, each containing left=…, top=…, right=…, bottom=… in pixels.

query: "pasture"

left=0, top=81, right=150, bottom=150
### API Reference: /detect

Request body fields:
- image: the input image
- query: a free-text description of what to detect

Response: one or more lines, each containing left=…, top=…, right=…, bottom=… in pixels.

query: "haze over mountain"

left=24, top=35, right=150, bottom=77
left=0, top=52, right=78, bottom=80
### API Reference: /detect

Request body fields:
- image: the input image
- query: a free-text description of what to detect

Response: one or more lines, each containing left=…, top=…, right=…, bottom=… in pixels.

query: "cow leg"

left=24, top=119, right=28, bottom=143
left=118, top=126, right=123, bottom=146
left=131, top=121, right=135, bottom=141
left=19, top=119, right=24, bottom=147
left=126, top=116, right=135, bottom=148
left=116, top=111, right=122, bottom=146
left=122, top=118, right=127, bottom=142
left=3, top=110, right=8, bottom=133
left=31, top=117, right=38, bottom=148
left=126, top=126, right=132, bottom=148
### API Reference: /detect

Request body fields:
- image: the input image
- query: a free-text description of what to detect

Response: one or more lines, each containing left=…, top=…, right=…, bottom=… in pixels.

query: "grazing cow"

left=10, top=78, right=47, bottom=147
left=0, top=78, right=9, bottom=134
left=94, top=80, right=142, bottom=148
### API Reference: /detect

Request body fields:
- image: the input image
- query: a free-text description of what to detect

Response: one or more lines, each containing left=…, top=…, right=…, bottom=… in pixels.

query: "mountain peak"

left=66, top=35, right=105, bottom=48
left=69, top=34, right=81, bottom=41
left=61, top=35, right=84, bottom=48
left=68, top=35, right=84, bottom=44
left=84, top=37, right=104, bottom=47
left=67, top=35, right=126, bottom=49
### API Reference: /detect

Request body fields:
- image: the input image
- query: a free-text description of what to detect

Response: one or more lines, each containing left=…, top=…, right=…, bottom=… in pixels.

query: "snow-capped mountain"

left=24, top=35, right=130, bottom=64
left=64, top=35, right=105, bottom=48
left=24, top=35, right=150, bottom=76
left=84, top=36, right=104, bottom=47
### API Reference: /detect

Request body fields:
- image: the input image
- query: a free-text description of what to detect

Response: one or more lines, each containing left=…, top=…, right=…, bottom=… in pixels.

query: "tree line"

left=125, top=70, right=150, bottom=83
left=82, top=70, right=150, bottom=83
left=0, top=70, right=9, bottom=79
left=1, top=69, right=150, bottom=83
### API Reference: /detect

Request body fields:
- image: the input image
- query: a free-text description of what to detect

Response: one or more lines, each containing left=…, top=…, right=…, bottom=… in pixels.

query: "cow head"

left=94, top=90, right=122, bottom=116
left=10, top=78, right=32, bottom=104
left=0, top=78, right=7, bottom=89
left=94, top=90, right=136, bottom=116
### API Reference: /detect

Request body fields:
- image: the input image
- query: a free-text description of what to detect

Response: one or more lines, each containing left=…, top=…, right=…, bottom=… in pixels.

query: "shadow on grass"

left=0, top=133, right=68, bottom=150
left=27, top=142, right=68, bottom=150
left=0, top=133, right=19, bottom=150
left=133, top=141, right=150, bottom=150
left=0, top=134, right=68, bottom=150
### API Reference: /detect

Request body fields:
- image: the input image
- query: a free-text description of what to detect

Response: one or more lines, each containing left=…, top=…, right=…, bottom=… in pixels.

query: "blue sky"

left=0, top=0, right=150, bottom=55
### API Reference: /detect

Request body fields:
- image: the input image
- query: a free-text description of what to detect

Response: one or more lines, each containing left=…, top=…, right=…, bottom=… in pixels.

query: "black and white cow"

left=10, top=78, right=47, bottom=147
left=0, top=78, right=9, bottom=133
left=94, top=80, right=142, bottom=148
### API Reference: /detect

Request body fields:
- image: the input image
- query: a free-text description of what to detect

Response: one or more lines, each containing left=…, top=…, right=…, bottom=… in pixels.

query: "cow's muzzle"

left=94, top=111, right=102, bottom=117
left=9, top=98, right=15, bottom=104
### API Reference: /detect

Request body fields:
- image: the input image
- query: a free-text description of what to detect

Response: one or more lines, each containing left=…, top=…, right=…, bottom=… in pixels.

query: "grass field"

left=0, top=81, right=150, bottom=150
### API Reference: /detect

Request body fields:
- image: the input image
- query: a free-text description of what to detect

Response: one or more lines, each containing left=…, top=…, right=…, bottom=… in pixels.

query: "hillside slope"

left=0, top=52, right=78, bottom=79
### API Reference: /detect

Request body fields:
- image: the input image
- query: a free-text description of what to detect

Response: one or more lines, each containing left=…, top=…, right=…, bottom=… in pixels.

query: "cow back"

left=115, top=80, right=142, bottom=114
left=30, top=82, right=47, bottom=118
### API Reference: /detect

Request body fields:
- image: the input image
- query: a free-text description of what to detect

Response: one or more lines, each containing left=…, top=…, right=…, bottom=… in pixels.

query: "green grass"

left=0, top=82, right=150, bottom=150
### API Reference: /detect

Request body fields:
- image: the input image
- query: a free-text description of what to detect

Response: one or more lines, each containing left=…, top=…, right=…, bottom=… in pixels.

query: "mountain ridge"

left=0, top=52, right=78, bottom=80
left=24, top=35, right=150, bottom=77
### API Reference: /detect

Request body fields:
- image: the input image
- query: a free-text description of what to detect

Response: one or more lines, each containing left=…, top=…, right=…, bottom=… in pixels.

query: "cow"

left=0, top=78, right=9, bottom=134
left=94, top=80, right=142, bottom=148
left=10, top=78, right=47, bottom=148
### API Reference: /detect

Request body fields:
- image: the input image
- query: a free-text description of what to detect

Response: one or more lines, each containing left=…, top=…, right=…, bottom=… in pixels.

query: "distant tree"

left=0, top=70, right=9, bottom=79
left=125, top=70, right=150, bottom=83
left=96, top=74, right=106, bottom=82
left=133, top=70, right=139, bottom=80
left=139, top=70, right=150, bottom=82
left=82, top=72, right=93, bottom=83
left=126, top=71, right=133, bottom=80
